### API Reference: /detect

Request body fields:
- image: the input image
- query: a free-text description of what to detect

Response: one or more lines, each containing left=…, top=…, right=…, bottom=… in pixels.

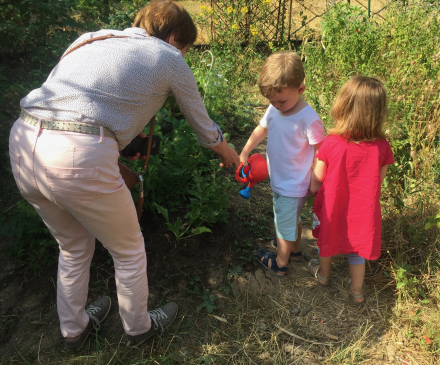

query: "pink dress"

left=312, top=135, right=394, bottom=260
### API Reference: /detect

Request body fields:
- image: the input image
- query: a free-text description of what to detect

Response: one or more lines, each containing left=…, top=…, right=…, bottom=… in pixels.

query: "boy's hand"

left=239, top=151, right=250, bottom=167
left=239, top=125, right=268, bottom=167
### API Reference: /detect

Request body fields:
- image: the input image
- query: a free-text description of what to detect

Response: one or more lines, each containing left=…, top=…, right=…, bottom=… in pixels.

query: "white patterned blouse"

left=20, top=27, right=223, bottom=150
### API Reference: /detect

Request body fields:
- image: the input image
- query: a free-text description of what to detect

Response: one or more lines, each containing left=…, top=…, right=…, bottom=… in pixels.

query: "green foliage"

left=424, top=211, right=440, bottom=230
left=320, top=3, right=380, bottom=73
left=153, top=202, right=212, bottom=242
left=196, top=289, right=217, bottom=313
left=186, top=275, right=218, bottom=314
left=187, top=53, right=259, bottom=134
left=126, top=105, right=232, bottom=236
left=0, top=200, right=57, bottom=273
left=0, top=0, right=81, bottom=66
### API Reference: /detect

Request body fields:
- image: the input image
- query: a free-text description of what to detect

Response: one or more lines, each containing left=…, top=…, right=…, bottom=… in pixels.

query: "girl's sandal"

left=271, top=237, right=303, bottom=259
left=257, top=248, right=288, bottom=277
left=347, top=278, right=366, bottom=306
left=308, top=259, right=331, bottom=287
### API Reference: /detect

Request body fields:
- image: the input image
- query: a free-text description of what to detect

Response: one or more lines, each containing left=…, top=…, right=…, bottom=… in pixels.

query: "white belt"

left=20, top=109, right=117, bottom=141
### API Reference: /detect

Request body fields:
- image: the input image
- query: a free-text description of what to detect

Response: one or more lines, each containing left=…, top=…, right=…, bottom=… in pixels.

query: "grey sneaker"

left=124, top=302, right=178, bottom=346
left=64, top=296, right=112, bottom=351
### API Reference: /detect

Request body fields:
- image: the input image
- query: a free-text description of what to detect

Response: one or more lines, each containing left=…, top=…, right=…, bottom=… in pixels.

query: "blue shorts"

left=273, top=192, right=307, bottom=242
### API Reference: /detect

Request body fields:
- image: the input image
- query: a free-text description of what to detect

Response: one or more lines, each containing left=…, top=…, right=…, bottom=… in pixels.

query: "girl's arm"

left=239, top=125, right=268, bottom=166
left=314, top=159, right=327, bottom=182
left=380, top=165, right=389, bottom=183
left=309, top=142, right=325, bottom=195
left=310, top=158, right=327, bottom=195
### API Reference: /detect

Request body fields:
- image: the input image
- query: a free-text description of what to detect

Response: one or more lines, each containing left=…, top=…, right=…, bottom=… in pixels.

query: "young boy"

left=239, top=51, right=325, bottom=276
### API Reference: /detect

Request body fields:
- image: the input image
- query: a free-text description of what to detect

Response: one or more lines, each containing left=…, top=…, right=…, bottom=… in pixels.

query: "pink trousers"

left=9, top=117, right=151, bottom=337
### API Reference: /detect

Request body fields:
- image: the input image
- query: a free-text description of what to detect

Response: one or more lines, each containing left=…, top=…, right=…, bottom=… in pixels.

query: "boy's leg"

left=274, top=237, right=294, bottom=267
left=292, top=221, right=302, bottom=253
left=271, top=194, right=307, bottom=267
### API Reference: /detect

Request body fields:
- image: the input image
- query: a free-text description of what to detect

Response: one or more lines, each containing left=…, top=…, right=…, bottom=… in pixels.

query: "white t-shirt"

left=260, top=104, right=325, bottom=197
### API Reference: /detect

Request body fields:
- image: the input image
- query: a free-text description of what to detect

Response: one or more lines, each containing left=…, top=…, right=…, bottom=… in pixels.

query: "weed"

left=196, top=289, right=217, bottom=314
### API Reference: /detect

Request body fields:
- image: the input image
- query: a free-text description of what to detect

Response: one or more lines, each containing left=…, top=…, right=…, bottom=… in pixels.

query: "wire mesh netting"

left=190, top=0, right=390, bottom=44
left=209, top=0, right=290, bottom=42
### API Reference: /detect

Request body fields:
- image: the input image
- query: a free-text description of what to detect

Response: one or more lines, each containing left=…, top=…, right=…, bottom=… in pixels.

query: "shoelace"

left=86, top=305, right=102, bottom=331
left=148, top=307, right=168, bottom=331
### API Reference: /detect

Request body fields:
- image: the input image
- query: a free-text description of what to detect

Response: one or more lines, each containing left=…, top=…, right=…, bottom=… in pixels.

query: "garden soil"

left=0, top=147, right=409, bottom=364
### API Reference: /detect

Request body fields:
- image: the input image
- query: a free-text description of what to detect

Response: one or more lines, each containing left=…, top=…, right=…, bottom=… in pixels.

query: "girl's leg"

left=310, top=255, right=333, bottom=285
left=318, top=256, right=333, bottom=279
left=347, top=254, right=366, bottom=304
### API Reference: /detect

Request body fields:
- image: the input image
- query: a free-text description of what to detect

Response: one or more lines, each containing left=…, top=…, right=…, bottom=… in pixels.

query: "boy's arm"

left=240, top=125, right=268, bottom=166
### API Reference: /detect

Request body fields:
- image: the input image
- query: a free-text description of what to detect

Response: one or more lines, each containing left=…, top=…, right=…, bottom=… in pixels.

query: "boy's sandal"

left=271, top=237, right=303, bottom=258
left=347, top=278, right=366, bottom=306
left=257, top=248, right=288, bottom=277
left=308, top=259, right=331, bottom=287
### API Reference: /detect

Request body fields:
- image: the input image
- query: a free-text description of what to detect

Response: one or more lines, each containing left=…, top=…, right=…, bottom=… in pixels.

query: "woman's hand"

left=210, top=139, right=240, bottom=170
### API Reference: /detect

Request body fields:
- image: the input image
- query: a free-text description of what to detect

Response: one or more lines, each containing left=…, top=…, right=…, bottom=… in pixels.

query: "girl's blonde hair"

left=329, top=76, right=388, bottom=142
left=133, top=0, right=197, bottom=48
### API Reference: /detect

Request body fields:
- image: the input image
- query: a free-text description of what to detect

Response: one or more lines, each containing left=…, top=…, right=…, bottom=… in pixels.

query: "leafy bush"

left=0, top=200, right=57, bottom=273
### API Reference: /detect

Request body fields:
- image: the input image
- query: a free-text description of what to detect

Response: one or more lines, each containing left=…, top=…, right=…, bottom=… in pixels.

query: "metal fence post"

left=288, top=0, right=293, bottom=43
left=368, top=0, right=371, bottom=17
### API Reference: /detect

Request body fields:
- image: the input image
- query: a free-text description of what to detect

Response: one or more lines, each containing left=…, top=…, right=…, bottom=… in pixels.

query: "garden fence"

left=207, top=0, right=392, bottom=43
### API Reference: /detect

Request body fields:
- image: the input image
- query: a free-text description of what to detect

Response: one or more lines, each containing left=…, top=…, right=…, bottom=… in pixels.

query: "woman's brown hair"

left=329, top=76, right=388, bottom=142
left=133, top=0, right=197, bottom=48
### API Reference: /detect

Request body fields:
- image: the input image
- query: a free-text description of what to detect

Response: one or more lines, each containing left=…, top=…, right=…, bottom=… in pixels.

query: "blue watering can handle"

left=241, top=163, right=251, bottom=178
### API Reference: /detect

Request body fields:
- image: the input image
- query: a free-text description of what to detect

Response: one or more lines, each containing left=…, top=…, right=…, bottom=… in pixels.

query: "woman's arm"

left=239, top=125, right=268, bottom=166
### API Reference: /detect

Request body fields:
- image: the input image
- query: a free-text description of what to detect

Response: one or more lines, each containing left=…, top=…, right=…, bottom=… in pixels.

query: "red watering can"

left=235, top=153, right=268, bottom=199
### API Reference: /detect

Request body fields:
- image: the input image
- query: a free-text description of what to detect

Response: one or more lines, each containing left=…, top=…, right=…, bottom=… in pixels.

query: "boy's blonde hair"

left=258, top=51, right=305, bottom=97
left=329, top=76, right=388, bottom=142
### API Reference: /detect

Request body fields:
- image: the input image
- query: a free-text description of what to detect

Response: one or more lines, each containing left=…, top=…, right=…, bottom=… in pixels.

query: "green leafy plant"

left=153, top=203, right=212, bottom=242
left=196, top=289, right=217, bottom=313
left=424, top=211, right=440, bottom=230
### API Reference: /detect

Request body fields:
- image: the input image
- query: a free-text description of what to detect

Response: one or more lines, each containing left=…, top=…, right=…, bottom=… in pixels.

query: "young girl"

left=308, top=76, right=394, bottom=305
